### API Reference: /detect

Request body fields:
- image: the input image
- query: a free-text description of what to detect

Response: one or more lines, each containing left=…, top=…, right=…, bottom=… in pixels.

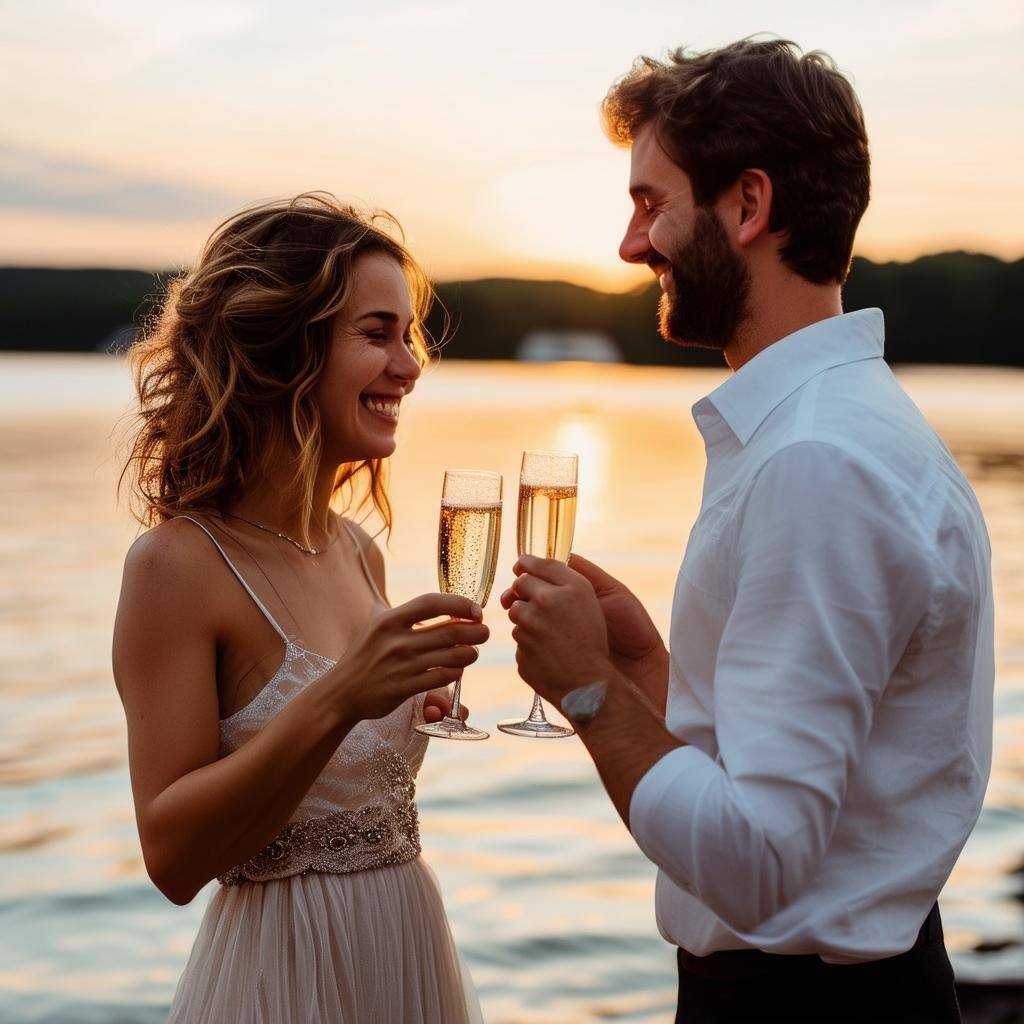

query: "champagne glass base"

left=497, top=718, right=575, bottom=738
left=416, top=716, right=489, bottom=741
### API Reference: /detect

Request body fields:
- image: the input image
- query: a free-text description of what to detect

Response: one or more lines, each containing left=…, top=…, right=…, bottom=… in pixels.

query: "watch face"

left=562, top=681, right=607, bottom=724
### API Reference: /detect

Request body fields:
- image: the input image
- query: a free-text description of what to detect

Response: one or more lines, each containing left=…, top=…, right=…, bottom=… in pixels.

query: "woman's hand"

left=423, top=688, right=469, bottom=723
left=331, top=593, right=488, bottom=723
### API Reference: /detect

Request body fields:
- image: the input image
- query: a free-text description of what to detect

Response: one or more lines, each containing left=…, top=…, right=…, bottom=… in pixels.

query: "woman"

left=113, top=193, right=486, bottom=1022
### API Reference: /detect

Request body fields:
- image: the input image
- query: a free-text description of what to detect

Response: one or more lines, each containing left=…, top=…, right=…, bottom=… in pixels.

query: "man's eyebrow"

left=629, top=184, right=654, bottom=200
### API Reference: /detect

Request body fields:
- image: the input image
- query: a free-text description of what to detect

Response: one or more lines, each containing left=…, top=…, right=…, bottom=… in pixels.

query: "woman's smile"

left=359, top=391, right=402, bottom=424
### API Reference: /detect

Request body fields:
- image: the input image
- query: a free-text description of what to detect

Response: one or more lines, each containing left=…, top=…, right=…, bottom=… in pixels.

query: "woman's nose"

left=391, top=340, right=422, bottom=386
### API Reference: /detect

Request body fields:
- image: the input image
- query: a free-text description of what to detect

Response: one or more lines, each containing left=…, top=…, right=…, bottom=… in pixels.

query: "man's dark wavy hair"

left=602, top=38, right=871, bottom=285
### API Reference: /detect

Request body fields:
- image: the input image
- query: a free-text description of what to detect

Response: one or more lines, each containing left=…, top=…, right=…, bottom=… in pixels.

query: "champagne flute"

left=498, top=450, right=578, bottom=739
left=416, top=469, right=502, bottom=741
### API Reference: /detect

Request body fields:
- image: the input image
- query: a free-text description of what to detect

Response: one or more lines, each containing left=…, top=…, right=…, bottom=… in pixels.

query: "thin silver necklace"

left=224, top=511, right=339, bottom=556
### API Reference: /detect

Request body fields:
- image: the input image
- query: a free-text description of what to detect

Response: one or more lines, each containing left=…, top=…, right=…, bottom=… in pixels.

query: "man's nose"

left=619, top=217, right=651, bottom=265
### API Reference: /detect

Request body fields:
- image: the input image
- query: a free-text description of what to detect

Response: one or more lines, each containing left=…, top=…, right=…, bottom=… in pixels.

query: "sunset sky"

left=1, top=0, right=1021, bottom=291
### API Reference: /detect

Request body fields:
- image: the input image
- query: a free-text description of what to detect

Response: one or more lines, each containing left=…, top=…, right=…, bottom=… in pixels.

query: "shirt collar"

left=692, top=308, right=885, bottom=447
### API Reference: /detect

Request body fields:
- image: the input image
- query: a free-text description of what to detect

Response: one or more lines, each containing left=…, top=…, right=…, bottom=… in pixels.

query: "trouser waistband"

left=677, top=903, right=941, bottom=980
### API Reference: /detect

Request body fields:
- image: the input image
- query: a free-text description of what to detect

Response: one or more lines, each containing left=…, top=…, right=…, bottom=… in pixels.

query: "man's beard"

left=657, top=206, right=751, bottom=352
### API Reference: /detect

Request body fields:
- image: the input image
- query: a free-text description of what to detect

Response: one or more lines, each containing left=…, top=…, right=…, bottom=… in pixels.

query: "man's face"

left=619, top=123, right=750, bottom=352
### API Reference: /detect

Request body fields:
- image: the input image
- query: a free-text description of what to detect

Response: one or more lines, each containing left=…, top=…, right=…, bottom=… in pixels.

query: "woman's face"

left=316, top=252, right=422, bottom=464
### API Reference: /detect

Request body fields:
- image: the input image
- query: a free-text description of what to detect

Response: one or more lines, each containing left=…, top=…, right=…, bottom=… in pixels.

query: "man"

left=503, top=39, right=993, bottom=1023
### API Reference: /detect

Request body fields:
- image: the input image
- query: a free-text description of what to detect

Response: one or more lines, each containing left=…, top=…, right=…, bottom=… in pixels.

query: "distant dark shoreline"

left=1, top=252, right=1021, bottom=367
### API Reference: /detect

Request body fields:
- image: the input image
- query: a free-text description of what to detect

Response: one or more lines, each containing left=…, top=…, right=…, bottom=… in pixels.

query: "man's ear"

left=734, top=169, right=773, bottom=248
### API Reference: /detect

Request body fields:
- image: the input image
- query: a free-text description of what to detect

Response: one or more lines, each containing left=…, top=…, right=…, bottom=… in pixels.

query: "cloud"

left=0, top=142, right=246, bottom=221
left=0, top=2, right=265, bottom=83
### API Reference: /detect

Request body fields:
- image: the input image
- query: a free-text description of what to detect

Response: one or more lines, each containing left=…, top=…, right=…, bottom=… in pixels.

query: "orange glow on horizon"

left=0, top=205, right=1017, bottom=297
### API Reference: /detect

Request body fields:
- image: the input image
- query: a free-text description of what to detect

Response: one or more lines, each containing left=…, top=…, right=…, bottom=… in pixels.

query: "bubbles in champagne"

left=438, top=502, right=502, bottom=606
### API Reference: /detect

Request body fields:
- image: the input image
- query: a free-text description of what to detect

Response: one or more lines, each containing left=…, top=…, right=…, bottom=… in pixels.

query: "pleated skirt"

left=166, top=857, right=482, bottom=1023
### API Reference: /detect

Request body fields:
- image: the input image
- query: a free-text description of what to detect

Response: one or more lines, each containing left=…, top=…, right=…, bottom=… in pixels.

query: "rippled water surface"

left=2, top=354, right=1023, bottom=1023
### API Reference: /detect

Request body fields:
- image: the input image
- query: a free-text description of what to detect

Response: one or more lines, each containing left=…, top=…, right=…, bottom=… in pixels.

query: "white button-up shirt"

left=629, top=309, right=994, bottom=963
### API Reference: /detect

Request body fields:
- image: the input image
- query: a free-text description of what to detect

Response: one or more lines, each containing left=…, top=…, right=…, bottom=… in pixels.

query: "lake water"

left=2, top=353, right=1023, bottom=1023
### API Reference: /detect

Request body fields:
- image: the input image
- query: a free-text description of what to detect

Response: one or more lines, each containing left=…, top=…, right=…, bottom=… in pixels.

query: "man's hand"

left=502, top=554, right=680, bottom=829
left=501, top=553, right=668, bottom=713
left=567, top=554, right=669, bottom=713
left=501, top=555, right=615, bottom=708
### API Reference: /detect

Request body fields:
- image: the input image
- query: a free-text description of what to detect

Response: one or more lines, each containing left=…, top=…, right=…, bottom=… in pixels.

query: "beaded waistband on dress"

left=218, top=799, right=421, bottom=884
left=218, top=745, right=422, bottom=885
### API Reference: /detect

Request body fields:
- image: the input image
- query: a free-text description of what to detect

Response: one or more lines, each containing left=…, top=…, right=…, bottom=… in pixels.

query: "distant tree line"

left=0, top=253, right=1020, bottom=366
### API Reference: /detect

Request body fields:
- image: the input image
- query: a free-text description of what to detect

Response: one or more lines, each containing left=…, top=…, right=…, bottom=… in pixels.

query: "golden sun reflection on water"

left=555, top=413, right=608, bottom=524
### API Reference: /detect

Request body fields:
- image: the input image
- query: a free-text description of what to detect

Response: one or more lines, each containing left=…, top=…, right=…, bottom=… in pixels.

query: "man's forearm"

left=573, top=671, right=683, bottom=829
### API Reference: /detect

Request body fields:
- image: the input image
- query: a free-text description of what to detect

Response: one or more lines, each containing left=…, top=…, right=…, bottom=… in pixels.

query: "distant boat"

left=516, top=329, right=622, bottom=363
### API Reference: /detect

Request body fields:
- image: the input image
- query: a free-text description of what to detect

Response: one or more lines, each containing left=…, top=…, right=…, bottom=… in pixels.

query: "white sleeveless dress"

left=165, top=517, right=482, bottom=1023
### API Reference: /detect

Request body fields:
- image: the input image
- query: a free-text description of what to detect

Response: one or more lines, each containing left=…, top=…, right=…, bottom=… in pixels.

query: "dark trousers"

left=675, top=904, right=961, bottom=1023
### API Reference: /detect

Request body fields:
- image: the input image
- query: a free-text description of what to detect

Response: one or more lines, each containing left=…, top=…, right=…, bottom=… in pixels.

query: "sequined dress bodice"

left=176, top=516, right=429, bottom=885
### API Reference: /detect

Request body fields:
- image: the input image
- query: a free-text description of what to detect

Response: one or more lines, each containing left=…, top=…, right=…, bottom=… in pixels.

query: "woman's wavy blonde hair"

left=120, top=192, right=436, bottom=543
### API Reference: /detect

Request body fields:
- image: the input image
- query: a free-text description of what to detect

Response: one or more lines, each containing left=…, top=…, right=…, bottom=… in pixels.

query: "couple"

left=113, top=38, right=993, bottom=1024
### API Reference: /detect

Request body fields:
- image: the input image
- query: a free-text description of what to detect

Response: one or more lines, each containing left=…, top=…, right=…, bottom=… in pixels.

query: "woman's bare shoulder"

left=123, top=516, right=221, bottom=581
left=113, top=518, right=227, bottom=700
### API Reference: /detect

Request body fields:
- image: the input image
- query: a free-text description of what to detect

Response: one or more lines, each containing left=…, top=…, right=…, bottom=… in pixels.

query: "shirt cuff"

left=629, top=745, right=720, bottom=886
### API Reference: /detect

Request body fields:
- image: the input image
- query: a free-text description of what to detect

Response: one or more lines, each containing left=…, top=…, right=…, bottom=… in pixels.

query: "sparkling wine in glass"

left=416, top=469, right=502, bottom=741
left=498, top=450, right=578, bottom=739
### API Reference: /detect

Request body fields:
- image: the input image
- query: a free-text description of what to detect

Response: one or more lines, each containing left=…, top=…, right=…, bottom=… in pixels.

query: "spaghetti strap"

left=174, top=515, right=291, bottom=643
left=340, top=519, right=389, bottom=607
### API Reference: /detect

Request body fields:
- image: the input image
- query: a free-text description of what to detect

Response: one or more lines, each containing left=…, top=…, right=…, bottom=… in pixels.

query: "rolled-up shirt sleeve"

left=629, top=441, right=936, bottom=932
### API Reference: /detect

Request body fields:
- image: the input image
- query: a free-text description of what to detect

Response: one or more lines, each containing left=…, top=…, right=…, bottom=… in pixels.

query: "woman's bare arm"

left=113, top=522, right=486, bottom=905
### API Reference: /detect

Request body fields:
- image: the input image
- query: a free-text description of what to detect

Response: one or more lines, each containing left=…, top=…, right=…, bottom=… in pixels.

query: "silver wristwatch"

left=560, top=681, right=608, bottom=727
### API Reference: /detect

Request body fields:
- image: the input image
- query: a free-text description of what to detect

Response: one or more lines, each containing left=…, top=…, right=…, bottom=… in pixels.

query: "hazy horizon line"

left=1, top=248, right=1020, bottom=297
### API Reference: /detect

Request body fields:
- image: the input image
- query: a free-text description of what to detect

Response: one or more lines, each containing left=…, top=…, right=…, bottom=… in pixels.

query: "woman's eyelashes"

left=362, top=327, right=416, bottom=348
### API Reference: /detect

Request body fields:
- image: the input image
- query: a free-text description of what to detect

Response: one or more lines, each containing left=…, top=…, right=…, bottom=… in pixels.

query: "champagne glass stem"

left=448, top=674, right=464, bottom=721
left=526, top=693, right=547, bottom=724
